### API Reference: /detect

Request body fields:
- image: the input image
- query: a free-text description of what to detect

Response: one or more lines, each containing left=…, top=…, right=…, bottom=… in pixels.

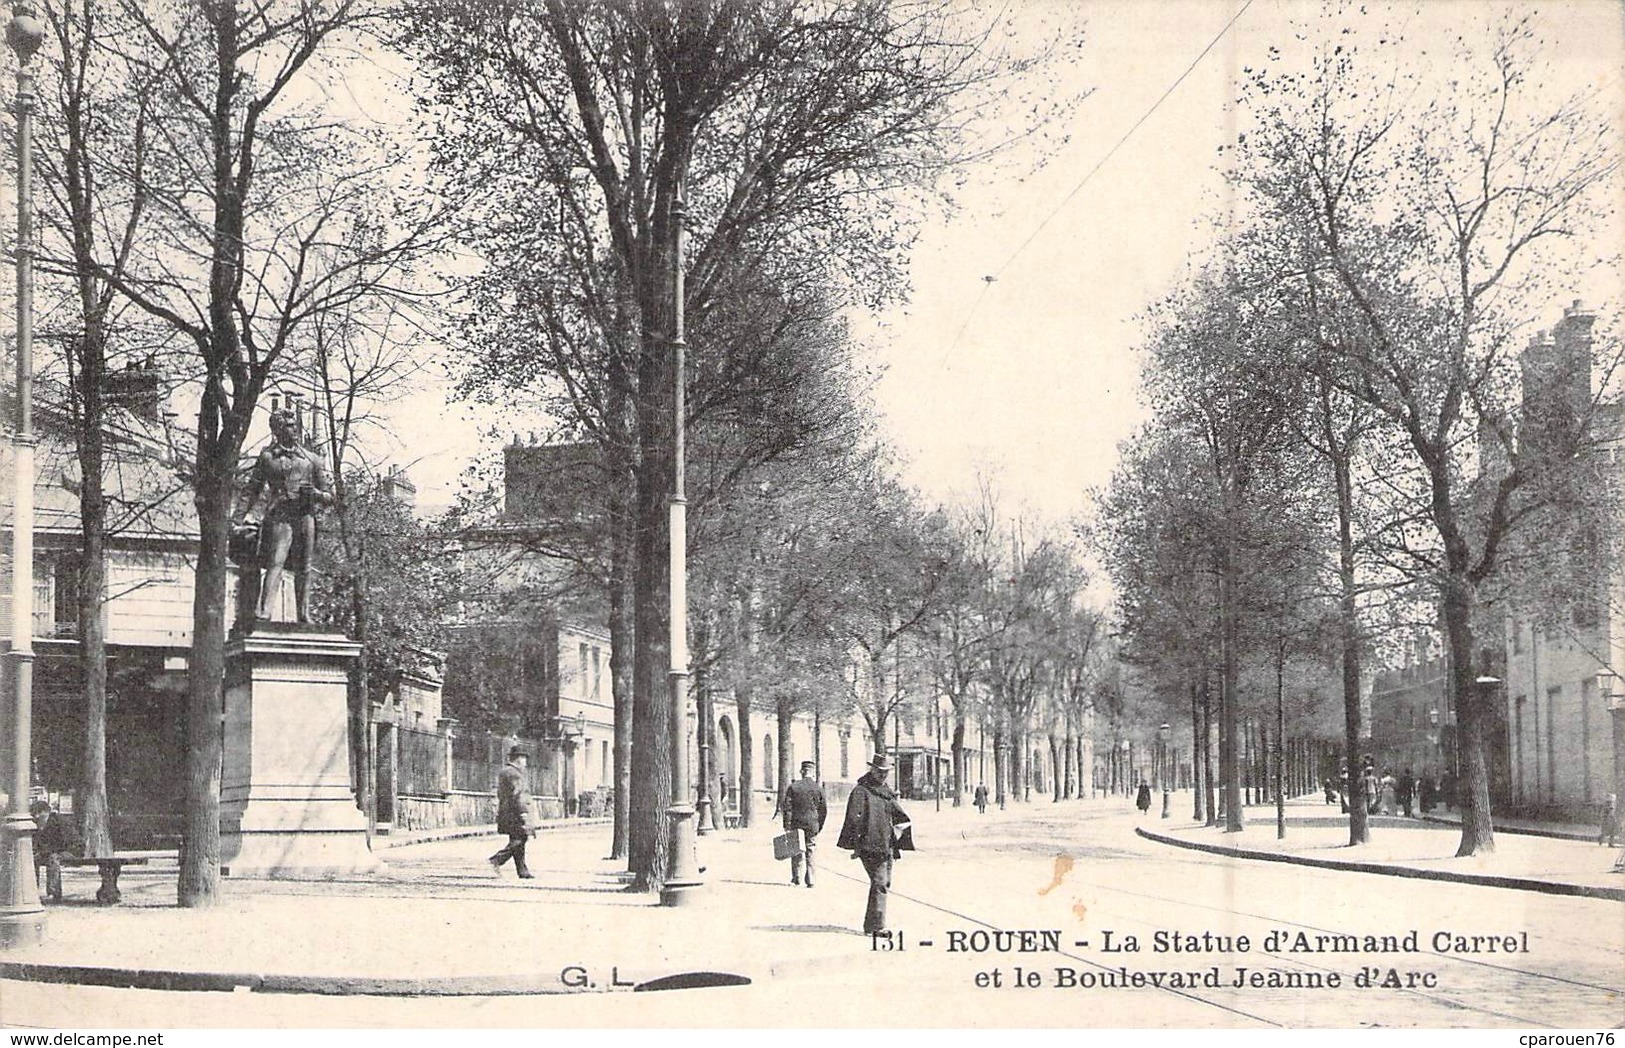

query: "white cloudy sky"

left=384, top=1, right=1624, bottom=526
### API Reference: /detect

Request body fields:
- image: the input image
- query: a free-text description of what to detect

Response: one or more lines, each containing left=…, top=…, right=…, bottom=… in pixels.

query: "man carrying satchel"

left=781, top=760, right=827, bottom=887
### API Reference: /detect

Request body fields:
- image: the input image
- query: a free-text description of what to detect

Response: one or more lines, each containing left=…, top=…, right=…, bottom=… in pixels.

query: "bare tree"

left=410, top=0, right=1083, bottom=890
left=66, top=0, right=451, bottom=904
left=1237, top=13, right=1621, bottom=853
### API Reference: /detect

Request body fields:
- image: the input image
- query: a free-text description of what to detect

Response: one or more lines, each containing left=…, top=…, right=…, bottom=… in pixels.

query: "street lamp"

left=660, top=182, right=700, bottom=906
left=934, top=693, right=942, bottom=813
left=1599, top=673, right=1623, bottom=855
left=1159, top=723, right=1171, bottom=819
left=1, top=0, right=46, bottom=949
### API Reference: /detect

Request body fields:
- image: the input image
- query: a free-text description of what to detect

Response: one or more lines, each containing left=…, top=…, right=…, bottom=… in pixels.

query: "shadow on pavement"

left=749, top=923, right=858, bottom=935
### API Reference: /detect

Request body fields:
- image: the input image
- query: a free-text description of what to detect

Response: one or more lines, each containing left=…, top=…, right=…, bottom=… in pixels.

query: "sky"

left=393, top=0, right=1260, bottom=518
left=6, top=2, right=1620, bottom=531
left=380, top=0, right=1625, bottom=530
left=859, top=0, right=1625, bottom=530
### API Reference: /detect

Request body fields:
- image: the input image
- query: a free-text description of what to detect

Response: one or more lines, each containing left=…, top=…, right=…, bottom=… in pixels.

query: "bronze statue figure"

left=237, top=407, right=333, bottom=624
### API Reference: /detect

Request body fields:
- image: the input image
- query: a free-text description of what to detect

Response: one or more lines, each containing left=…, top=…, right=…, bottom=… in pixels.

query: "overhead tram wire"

left=936, top=0, right=1257, bottom=371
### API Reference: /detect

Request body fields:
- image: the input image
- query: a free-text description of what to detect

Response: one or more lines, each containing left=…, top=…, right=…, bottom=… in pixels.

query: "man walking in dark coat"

left=837, top=753, right=910, bottom=935
left=782, top=760, right=828, bottom=887
left=489, top=747, right=535, bottom=878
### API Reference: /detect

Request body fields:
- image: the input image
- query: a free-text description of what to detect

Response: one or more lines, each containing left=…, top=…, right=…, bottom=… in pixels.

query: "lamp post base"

left=660, top=803, right=703, bottom=906
left=0, top=812, right=46, bottom=949
left=1161, top=790, right=1171, bottom=819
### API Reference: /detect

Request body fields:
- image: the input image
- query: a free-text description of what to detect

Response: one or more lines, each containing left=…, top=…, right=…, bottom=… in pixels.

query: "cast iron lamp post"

left=1599, top=673, right=1623, bottom=861
left=1159, top=722, right=1171, bottom=818
left=0, top=0, right=46, bottom=949
left=660, top=183, right=701, bottom=906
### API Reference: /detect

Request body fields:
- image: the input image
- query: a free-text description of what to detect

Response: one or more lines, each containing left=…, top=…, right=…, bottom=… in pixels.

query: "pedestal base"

left=659, top=804, right=703, bottom=906
left=220, top=624, right=379, bottom=879
left=0, top=817, right=46, bottom=948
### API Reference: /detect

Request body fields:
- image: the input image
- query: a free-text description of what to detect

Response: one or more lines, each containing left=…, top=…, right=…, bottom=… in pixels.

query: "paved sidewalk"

left=1418, top=807, right=1606, bottom=842
left=0, top=814, right=885, bottom=998
left=5, top=792, right=1619, bottom=1006
left=1135, top=796, right=1625, bottom=901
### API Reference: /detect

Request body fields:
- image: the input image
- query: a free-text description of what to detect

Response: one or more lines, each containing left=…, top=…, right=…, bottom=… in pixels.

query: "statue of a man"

left=238, top=408, right=333, bottom=623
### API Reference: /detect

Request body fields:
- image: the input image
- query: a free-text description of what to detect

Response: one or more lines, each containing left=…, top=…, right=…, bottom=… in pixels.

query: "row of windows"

left=576, top=641, right=603, bottom=700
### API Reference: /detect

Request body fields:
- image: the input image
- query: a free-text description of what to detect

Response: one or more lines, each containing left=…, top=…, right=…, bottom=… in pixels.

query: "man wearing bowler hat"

left=490, top=747, right=535, bottom=878
left=837, top=752, right=911, bottom=935
left=781, top=759, right=828, bottom=887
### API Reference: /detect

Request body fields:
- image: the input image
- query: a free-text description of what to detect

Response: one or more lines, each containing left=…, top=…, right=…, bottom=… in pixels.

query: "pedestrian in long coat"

left=489, top=748, right=535, bottom=878
left=1135, top=781, right=1152, bottom=814
left=837, top=753, right=911, bottom=935
left=1397, top=768, right=1415, bottom=818
left=781, top=760, right=828, bottom=887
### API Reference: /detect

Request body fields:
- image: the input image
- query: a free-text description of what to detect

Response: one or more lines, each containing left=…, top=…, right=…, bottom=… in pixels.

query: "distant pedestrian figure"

left=1379, top=771, right=1397, bottom=815
left=837, top=753, right=911, bottom=936
left=1323, top=776, right=1337, bottom=805
left=489, top=748, right=535, bottom=878
left=1135, top=781, right=1152, bottom=815
left=782, top=760, right=827, bottom=887
left=1397, top=768, right=1415, bottom=818
left=974, top=782, right=989, bottom=814
left=1419, top=774, right=1437, bottom=813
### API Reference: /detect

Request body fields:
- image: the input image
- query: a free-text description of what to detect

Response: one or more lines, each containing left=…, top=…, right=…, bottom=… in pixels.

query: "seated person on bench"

left=31, top=800, right=80, bottom=902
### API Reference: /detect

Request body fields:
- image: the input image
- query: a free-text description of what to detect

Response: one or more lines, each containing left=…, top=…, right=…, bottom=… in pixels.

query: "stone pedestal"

left=220, top=623, right=379, bottom=879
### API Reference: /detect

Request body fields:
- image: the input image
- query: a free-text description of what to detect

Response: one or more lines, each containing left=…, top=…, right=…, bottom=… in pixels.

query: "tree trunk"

left=1202, top=677, right=1217, bottom=827
left=179, top=462, right=233, bottom=907
left=1049, top=733, right=1062, bottom=802
left=608, top=467, right=635, bottom=861
left=605, top=305, right=637, bottom=861
left=74, top=328, right=112, bottom=859
left=868, top=651, right=891, bottom=756
left=1190, top=681, right=1203, bottom=822
left=629, top=434, right=673, bottom=890
left=1220, top=485, right=1242, bottom=830
left=1062, top=730, right=1075, bottom=799
left=693, top=668, right=713, bottom=831
left=776, top=701, right=793, bottom=809
left=993, top=723, right=1006, bottom=807
left=331, top=464, right=372, bottom=836
left=736, top=690, right=754, bottom=828
left=1331, top=428, right=1369, bottom=845
left=1076, top=736, right=1086, bottom=799
left=951, top=714, right=965, bottom=806
left=1010, top=732, right=1025, bottom=803
left=180, top=0, right=249, bottom=910
left=348, top=574, right=372, bottom=834
left=1444, top=576, right=1495, bottom=855
left=812, top=704, right=823, bottom=781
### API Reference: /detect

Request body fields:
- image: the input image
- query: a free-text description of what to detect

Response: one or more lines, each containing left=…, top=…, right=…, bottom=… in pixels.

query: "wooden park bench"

left=51, top=856, right=149, bottom=905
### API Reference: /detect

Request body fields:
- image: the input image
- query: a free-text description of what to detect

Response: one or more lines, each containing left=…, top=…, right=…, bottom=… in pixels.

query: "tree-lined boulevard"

left=2, top=796, right=1619, bottom=1027
left=2, top=0, right=1622, bottom=1031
